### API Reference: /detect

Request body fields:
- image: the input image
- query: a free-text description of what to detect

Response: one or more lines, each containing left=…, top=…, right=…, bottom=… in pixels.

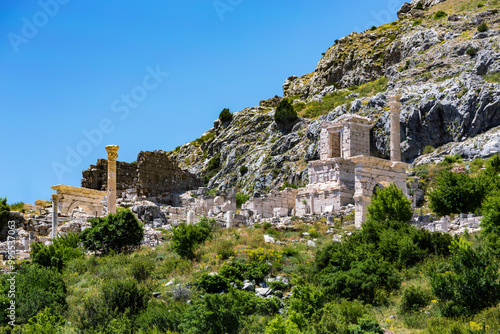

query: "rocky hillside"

left=168, top=0, right=500, bottom=195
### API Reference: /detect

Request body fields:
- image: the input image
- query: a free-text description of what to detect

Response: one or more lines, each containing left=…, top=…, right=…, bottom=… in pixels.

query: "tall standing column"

left=389, top=94, right=402, bottom=162
left=106, top=145, right=119, bottom=214
left=51, top=194, right=59, bottom=239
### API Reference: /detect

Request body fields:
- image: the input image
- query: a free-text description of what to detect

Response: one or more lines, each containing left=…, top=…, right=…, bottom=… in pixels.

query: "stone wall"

left=82, top=159, right=137, bottom=191
left=242, top=188, right=298, bottom=218
left=81, top=150, right=203, bottom=202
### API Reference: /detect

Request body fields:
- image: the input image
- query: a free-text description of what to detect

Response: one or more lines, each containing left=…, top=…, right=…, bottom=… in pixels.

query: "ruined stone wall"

left=242, top=188, right=298, bottom=218
left=81, top=151, right=203, bottom=201
left=81, top=159, right=137, bottom=192
left=344, top=122, right=371, bottom=158
left=136, top=151, right=203, bottom=198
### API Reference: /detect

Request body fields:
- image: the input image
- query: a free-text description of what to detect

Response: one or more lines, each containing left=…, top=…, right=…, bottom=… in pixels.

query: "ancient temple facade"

left=295, top=107, right=408, bottom=227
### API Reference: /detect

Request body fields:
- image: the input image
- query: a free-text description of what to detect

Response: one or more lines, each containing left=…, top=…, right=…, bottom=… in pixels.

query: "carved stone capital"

left=51, top=194, right=59, bottom=202
left=105, top=145, right=119, bottom=161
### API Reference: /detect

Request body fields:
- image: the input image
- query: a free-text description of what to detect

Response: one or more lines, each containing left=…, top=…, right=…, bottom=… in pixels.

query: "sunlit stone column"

left=389, top=95, right=402, bottom=162
left=106, top=145, right=119, bottom=214
left=51, top=194, right=59, bottom=239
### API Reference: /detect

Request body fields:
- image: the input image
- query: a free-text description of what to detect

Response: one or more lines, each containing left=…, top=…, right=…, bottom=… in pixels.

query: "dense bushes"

left=219, top=107, right=233, bottom=123
left=399, top=286, right=431, bottom=314
left=81, top=209, right=144, bottom=254
left=0, top=198, right=9, bottom=230
left=274, top=99, right=298, bottom=127
left=367, top=183, right=412, bottom=224
left=76, top=279, right=149, bottom=332
left=14, top=264, right=67, bottom=324
left=31, top=232, right=83, bottom=271
left=428, top=170, right=490, bottom=216
left=171, top=216, right=213, bottom=259
left=203, top=153, right=221, bottom=184
left=431, top=239, right=500, bottom=317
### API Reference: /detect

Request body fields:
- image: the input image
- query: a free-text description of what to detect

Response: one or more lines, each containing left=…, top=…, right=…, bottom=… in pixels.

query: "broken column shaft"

left=389, top=95, right=402, bottom=162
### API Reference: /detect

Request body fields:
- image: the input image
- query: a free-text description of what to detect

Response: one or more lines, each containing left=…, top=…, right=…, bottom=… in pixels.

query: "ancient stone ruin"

left=295, top=96, right=408, bottom=227
left=82, top=150, right=203, bottom=203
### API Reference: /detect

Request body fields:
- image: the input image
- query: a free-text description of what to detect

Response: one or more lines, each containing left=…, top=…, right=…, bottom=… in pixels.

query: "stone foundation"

left=242, top=188, right=298, bottom=218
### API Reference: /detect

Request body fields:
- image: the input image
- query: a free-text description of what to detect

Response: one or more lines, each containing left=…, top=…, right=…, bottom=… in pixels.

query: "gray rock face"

left=166, top=5, right=500, bottom=195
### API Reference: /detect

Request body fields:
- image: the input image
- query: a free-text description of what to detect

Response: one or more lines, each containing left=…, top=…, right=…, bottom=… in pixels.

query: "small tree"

left=431, top=239, right=500, bottom=317
left=428, top=171, right=489, bottom=216
left=274, top=99, right=298, bottom=127
left=367, top=183, right=412, bottom=224
left=171, top=217, right=213, bottom=259
left=219, top=108, right=233, bottom=123
left=80, top=209, right=144, bottom=254
left=478, top=22, right=489, bottom=32
left=0, top=197, right=10, bottom=229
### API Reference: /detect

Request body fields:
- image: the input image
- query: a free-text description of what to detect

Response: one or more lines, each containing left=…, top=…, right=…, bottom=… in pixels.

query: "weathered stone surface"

left=82, top=150, right=203, bottom=202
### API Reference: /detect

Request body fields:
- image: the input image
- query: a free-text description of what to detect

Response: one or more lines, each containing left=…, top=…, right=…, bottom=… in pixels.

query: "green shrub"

left=236, top=193, right=250, bottom=208
left=466, top=47, right=478, bottom=57
left=179, top=292, right=243, bottom=334
left=423, top=145, right=435, bottom=154
left=399, top=286, right=432, bottom=314
left=288, top=284, right=325, bottom=330
left=136, top=299, right=186, bottom=333
left=431, top=239, right=500, bottom=317
left=349, top=317, right=383, bottom=334
left=239, top=165, right=248, bottom=176
left=8, top=202, right=24, bottom=212
left=274, top=99, right=298, bottom=127
left=197, top=273, right=230, bottom=293
left=265, top=315, right=300, bottom=334
left=434, top=11, right=447, bottom=19
left=315, top=299, right=367, bottom=334
left=219, top=108, right=233, bottom=123
left=217, top=240, right=235, bottom=260
left=415, top=1, right=424, bottom=10
left=428, top=171, right=490, bottom=216
left=203, top=153, right=221, bottom=184
left=101, top=279, right=150, bottom=315
left=14, top=264, right=67, bottom=324
left=31, top=232, right=83, bottom=271
left=21, top=308, right=64, bottom=334
left=367, top=183, right=413, bottom=224
left=81, top=209, right=144, bottom=255
left=0, top=198, right=9, bottom=230
left=219, top=261, right=245, bottom=282
left=171, top=218, right=213, bottom=259
left=246, top=260, right=271, bottom=282
left=480, top=193, right=500, bottom=251
left=477, top=22, right=489, bottom=32
left=130, top=256, right=155, bottom=282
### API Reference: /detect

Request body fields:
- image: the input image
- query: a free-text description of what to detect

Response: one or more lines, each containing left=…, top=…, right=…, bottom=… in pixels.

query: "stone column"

left=106, top=145, right=119, bottom=214
left=389, top=95, right=402, bottom=162
left=187, top=210, right=195, bottom=225
left=51, top=194, right=59, bottom=239
left=226, top=211, right=233, bottom=229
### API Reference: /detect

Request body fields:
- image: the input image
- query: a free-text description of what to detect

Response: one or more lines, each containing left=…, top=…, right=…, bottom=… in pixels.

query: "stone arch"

left=67, top=201, right=99, bottom=217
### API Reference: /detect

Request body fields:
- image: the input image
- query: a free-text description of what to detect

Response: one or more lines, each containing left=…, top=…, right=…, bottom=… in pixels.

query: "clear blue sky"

left=0, top=0, right=404, bottom=204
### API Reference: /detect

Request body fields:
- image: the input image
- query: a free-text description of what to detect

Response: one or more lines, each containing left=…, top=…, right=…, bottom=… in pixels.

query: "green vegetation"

left=171, top=217, right=213, bottom=259
left=483, top=71, right=500, bottom=83
left=31, top=233, right=84, bottom=272
left=203, top=153, right=221, bottom=184
left=428, top=169, right=491, bottom=216
left=219, top=108, right=233, bottom=123
left=239, top=165, right=248, bottom=176
left=81, top=209, right=144, bottom=255
left=433, top=10, right=447, bottom=19
left=236, top=193, right=250, bottom=208
left=422, top=145, right=435, bottom=154
left=301, top=77, right=389, bottom=119
left=477, top=22, right=489, bottom=32
left=0, top=198, right=9, bottom=230
left=274, top=99, right=298, bottom=127
left=8, top=201, right=24, bottom=212
left=466, top=46, right=478, bottom=57
left=415, top=1, right=424, bottom=10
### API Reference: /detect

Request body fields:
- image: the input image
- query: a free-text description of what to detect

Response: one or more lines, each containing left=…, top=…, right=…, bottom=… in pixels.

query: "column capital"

left=51, top=194, right=60, bottom=202
left=105, top=145, right=119, bottom=161
left=388, top=94, right=402, bottom=112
